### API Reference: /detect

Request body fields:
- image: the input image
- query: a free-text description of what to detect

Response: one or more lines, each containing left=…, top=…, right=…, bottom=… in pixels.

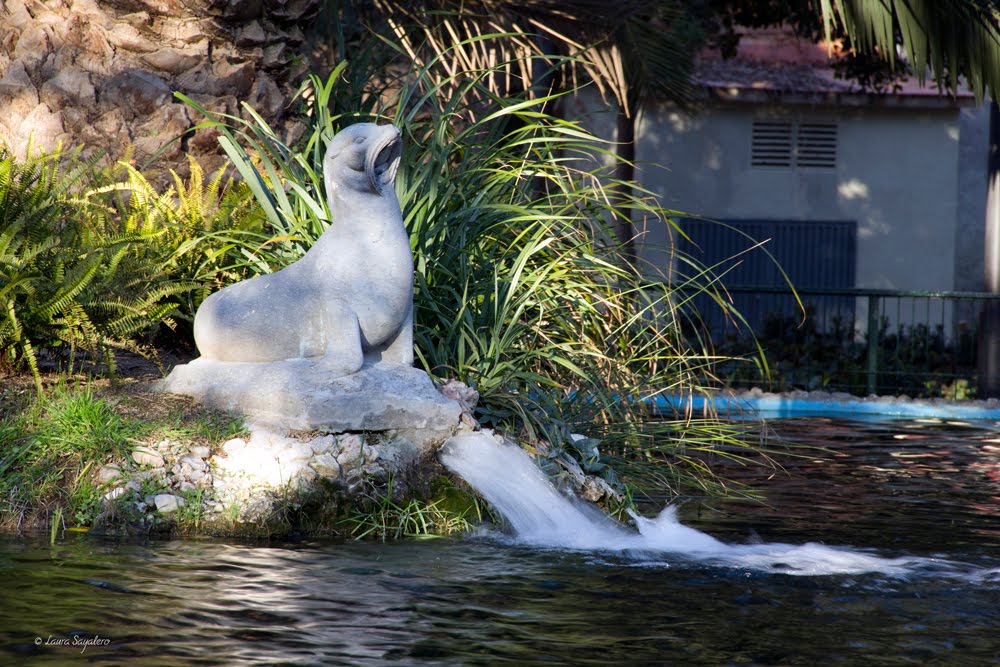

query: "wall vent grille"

left=751, top=121, right=793, bottom=167
left=796, top=122, right=838, bottom=168
left=676, top=218, right=857, bottom=341
left=751, top=120, right=838, bottom=170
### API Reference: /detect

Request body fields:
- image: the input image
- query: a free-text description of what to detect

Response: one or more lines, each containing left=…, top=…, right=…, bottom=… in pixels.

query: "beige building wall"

left=632, top=101, right=964, bottom=292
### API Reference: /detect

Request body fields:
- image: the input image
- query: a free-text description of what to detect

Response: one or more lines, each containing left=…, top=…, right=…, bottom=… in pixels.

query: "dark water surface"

left=3, top=417, right=999, bottom=666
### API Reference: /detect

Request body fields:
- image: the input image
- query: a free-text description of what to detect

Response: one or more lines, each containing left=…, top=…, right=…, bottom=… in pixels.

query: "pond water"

left=3, top=417, right=999, bottom=666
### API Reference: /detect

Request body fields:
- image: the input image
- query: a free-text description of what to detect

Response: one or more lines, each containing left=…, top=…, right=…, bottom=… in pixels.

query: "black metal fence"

left=689, top=286, right=1000, bottom=398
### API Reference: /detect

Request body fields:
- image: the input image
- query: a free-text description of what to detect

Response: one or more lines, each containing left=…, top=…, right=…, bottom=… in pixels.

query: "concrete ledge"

left=158, top=359, right=462, bottom=433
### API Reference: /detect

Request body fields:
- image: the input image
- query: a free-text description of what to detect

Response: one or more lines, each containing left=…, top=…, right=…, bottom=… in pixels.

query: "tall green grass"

left=174, top=50, right=774, bottom=498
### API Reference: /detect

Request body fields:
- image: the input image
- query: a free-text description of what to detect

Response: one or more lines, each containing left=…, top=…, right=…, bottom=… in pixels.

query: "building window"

left=751, top=120, right=838, bottom=169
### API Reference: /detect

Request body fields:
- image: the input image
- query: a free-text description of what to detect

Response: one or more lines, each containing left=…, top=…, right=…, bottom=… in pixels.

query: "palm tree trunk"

left=980, top=101, right=1000, bottom=397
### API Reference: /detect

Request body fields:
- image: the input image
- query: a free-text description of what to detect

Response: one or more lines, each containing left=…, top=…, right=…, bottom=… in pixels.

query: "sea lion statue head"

left=323, top=122, right=403, bottom=198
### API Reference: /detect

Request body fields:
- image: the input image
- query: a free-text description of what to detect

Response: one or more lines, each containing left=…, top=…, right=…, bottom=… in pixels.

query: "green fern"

left=0, top=146, right=191, bottom=388
left=89, top=156, right=266, bottom=327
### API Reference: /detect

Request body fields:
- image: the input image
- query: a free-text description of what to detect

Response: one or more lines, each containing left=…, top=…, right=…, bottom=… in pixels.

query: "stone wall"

left=0, top=0, right=320, bottom=176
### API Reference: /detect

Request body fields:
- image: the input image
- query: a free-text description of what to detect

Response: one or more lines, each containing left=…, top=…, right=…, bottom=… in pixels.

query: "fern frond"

left=37, top=258, right=101, bottom=321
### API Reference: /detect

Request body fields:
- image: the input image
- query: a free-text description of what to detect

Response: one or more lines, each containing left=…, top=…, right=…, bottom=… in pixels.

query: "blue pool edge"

left=656, top=393, right=1000, bottom=421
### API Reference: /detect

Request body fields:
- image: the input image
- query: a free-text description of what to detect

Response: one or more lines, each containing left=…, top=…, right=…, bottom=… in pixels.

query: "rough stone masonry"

left=0, top=0, right=319, bottom=177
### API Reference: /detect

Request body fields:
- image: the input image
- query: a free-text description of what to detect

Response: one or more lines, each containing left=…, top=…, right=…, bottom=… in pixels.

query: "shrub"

left=88, top=156, right=267, bottom=337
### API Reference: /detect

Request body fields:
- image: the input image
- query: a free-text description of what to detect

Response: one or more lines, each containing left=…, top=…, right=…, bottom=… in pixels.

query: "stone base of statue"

left=154, top=359, right=469, bottom=535
left=159, top=359, right=461, bottom=434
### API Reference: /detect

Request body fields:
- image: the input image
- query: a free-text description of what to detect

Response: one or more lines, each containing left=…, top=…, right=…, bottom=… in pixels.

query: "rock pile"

left=0, top=0, right=319, bottom=175
left=96, top=420, right=451, bottom=534
left=92, top=380, right=621, bottom=536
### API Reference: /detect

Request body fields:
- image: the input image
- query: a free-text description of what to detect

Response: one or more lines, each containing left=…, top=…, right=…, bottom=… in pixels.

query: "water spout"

left=439, top=432, right=953, bottom=577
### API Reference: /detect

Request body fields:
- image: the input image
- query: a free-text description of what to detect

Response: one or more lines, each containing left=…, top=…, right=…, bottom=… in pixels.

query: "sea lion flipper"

left=366, top=303, right=413, bottom=366
left=320, top=303, right=365, bottom=374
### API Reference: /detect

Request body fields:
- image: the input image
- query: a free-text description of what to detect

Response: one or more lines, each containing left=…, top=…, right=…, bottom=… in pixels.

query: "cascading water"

left=438, top=432, right=634, bottom=550
left=440, top=432, right=992, bottom=578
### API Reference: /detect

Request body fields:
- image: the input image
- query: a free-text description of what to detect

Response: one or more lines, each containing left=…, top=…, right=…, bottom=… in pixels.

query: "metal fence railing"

left=688, top=286, right=1000, bottom=398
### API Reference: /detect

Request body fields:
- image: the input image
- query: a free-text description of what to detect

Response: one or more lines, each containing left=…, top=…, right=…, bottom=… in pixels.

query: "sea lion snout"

left=366, top=127, right=402, bottom=195
left=324, top=123, right=402, bottom=197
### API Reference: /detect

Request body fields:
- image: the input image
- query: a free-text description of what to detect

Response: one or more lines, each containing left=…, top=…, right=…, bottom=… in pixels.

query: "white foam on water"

left=439, top=432, right=974, bottom=578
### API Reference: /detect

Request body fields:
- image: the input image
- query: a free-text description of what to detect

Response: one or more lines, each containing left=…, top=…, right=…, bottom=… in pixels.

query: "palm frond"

left=367, top=0, right=700, bottom=115
left=823, top=0, right=1000, bottom=101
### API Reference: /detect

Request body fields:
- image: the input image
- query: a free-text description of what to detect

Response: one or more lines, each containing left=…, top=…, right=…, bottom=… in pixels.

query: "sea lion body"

left=193, top=123, right=412, bottom=373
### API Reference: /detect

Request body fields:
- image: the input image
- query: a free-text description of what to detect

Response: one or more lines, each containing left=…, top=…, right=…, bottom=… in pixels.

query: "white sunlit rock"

left=132, top=447, right=165, bottom=468
left=153, top=494, right=185, bottom=514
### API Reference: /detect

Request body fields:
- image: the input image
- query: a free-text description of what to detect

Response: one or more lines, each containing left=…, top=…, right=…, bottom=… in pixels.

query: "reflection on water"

left=684, top=417, right=1000, bottom=553
left=2, top=417, right=999, bottom=666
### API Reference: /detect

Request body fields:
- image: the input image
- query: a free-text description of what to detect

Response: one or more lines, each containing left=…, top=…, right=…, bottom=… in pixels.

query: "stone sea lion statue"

left=192, top=122, right=413, bottom=375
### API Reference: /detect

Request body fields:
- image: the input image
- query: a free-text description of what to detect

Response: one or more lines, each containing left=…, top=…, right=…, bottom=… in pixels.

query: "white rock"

left=132, top=447, right=164, bottom=468
left=96, top=464, right=121, bottom=485
left=310, top=453, right=341, bottom=478
left=294, top=466, right=317, bottom=486
left=440, top=379, right=479, bottom=411
left=222, top=438, right=247, bottom=455
left=276, top=443, right=312, bottom=467
left=189, top=445, right=211, bottom=459
left=337, top=434, right=364, bottom=468
left=160, top=363, right=461, bottom=434
left=153, top=494, right=185, bottom=513
left=180, top=454, right=208, bottom=470
left=275, top=460, right=308, bottom=483
left=309, top=435, right=335, bottom=455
